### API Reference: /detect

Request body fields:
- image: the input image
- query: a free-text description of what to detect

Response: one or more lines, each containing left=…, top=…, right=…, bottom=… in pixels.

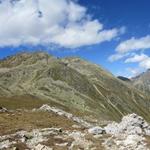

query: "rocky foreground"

left=0, top=105, right=150, bottom=150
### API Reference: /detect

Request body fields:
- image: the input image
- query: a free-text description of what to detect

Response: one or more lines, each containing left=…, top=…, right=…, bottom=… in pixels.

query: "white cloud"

left=108, top=34, right=150, bottom=73
left=0, top=0, right=122, bottom=48
left=125, top=53, right=150, bottom=69
left=108, top=53, right=129, bottom=62
left=116, top=35, right=150, bottom=53
left=126, top=67, right=142, bottom=78
left=125, top=54, right=148, bottom=63
left=139, top=57, right=150, bottom=69
left=108, top=53, right=124, bottom=62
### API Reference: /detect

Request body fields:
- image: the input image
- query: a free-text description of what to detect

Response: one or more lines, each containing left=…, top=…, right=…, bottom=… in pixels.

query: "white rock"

left=0, top=140, right=16, bottom=149
left=38, top=104, right=91, bottom=128
left=72, top=124, right=81, bottom=129
left=34, top=144, right=53, bottom=150
left=103, top=134, right=148, bottom=150
left=88, top=126, right=105, bottom=135
left=55, top=142, right=68, bottom=147
left=38, top=104, right=52, bottom=112
left=104, top=122, right=119, bottom=135
left=144, top=127, right=150, bottom=136
left=93, top=134, right=103, bottom=138
left=23, top=128, right=61, bottom=149
left=104, top=113, right=150, bottom=136
left=123, top=134, right=144, bottom=146
left=0, top=107, right=8, bottom=112
left=69, top=131, right=92, bottom=149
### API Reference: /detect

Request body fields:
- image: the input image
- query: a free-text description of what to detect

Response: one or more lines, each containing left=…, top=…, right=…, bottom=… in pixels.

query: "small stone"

left=93, top=134, right=103, bottom=138
left=88, top=126, right=105, bottom=135
left=34, top=144, right=53, bottom=150
left=72, top=124, right=81, bottom=129
left=0, top=107, right=8, bottom=112
left=55, top=142, right=68, bottom=147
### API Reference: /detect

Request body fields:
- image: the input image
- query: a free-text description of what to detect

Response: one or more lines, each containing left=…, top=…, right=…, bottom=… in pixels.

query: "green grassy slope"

left=0, top=52, right=150, bottom=122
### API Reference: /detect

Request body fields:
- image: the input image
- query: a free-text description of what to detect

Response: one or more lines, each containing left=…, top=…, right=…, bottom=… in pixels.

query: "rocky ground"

left=0, top=105, right=150, bottom=150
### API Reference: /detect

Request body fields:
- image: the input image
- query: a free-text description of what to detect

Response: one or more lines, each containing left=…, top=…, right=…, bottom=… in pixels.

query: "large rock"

left=104, top=113, right=150, bottom=135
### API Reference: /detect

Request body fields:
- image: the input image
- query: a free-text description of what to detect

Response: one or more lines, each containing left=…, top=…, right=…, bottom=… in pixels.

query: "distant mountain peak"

left=117, top=76, right=131, bottom=82
left=132, top=69, right=150, bottom=96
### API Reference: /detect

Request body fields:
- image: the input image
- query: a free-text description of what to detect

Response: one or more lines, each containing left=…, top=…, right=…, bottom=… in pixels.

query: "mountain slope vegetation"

left=0, top=52, right=150, bottom=122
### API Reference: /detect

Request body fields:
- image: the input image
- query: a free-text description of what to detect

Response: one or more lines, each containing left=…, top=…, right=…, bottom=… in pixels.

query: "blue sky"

left=0, top=0, right=150, bottom=77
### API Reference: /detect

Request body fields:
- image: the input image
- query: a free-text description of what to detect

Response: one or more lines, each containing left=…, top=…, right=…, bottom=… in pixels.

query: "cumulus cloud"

left=126, top=67, right=142, bottom=78
left=108, top=34, right=150, bottom=73
left=108, top=53, right=129, bottom=62
left=139, top=57, right=150, bottom=69
left=0, top=0, right=122, bottom=48
left=125, top=54, right=148, bottom=63
left=116, top=35, right=150, bottom=53
left=124, top=53, right=150, bottom=69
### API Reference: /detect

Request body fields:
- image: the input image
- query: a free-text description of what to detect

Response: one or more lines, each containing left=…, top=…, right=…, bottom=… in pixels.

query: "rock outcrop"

left=103, top=113, right=150, bottom=150
left=0, top=108, right=150, bottom=150
left=0, top=127, right=94, bottom=150
left=37, top=104, right=92, bottom=128
left=104, top=113, right=150, bottom=135
left=38, top=106, right=150, bottom=149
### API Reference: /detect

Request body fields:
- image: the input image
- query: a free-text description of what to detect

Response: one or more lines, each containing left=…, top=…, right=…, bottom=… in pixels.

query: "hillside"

left=131, top=69, right=150, bottom=97
left=0, top=52, right=150, bottom=122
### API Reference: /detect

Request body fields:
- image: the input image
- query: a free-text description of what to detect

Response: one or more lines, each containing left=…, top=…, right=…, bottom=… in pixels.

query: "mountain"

left=0, top=52, right=150, bottom=122
left=117, top=76, right=131, bottom=82
left=132, top=69, right=150, bottom=97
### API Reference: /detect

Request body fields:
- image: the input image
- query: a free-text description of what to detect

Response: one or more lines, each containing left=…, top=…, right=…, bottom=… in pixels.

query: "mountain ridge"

left=0, top=52, right=150, bottom=122
left=131, top=69, right=150, bottom=97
